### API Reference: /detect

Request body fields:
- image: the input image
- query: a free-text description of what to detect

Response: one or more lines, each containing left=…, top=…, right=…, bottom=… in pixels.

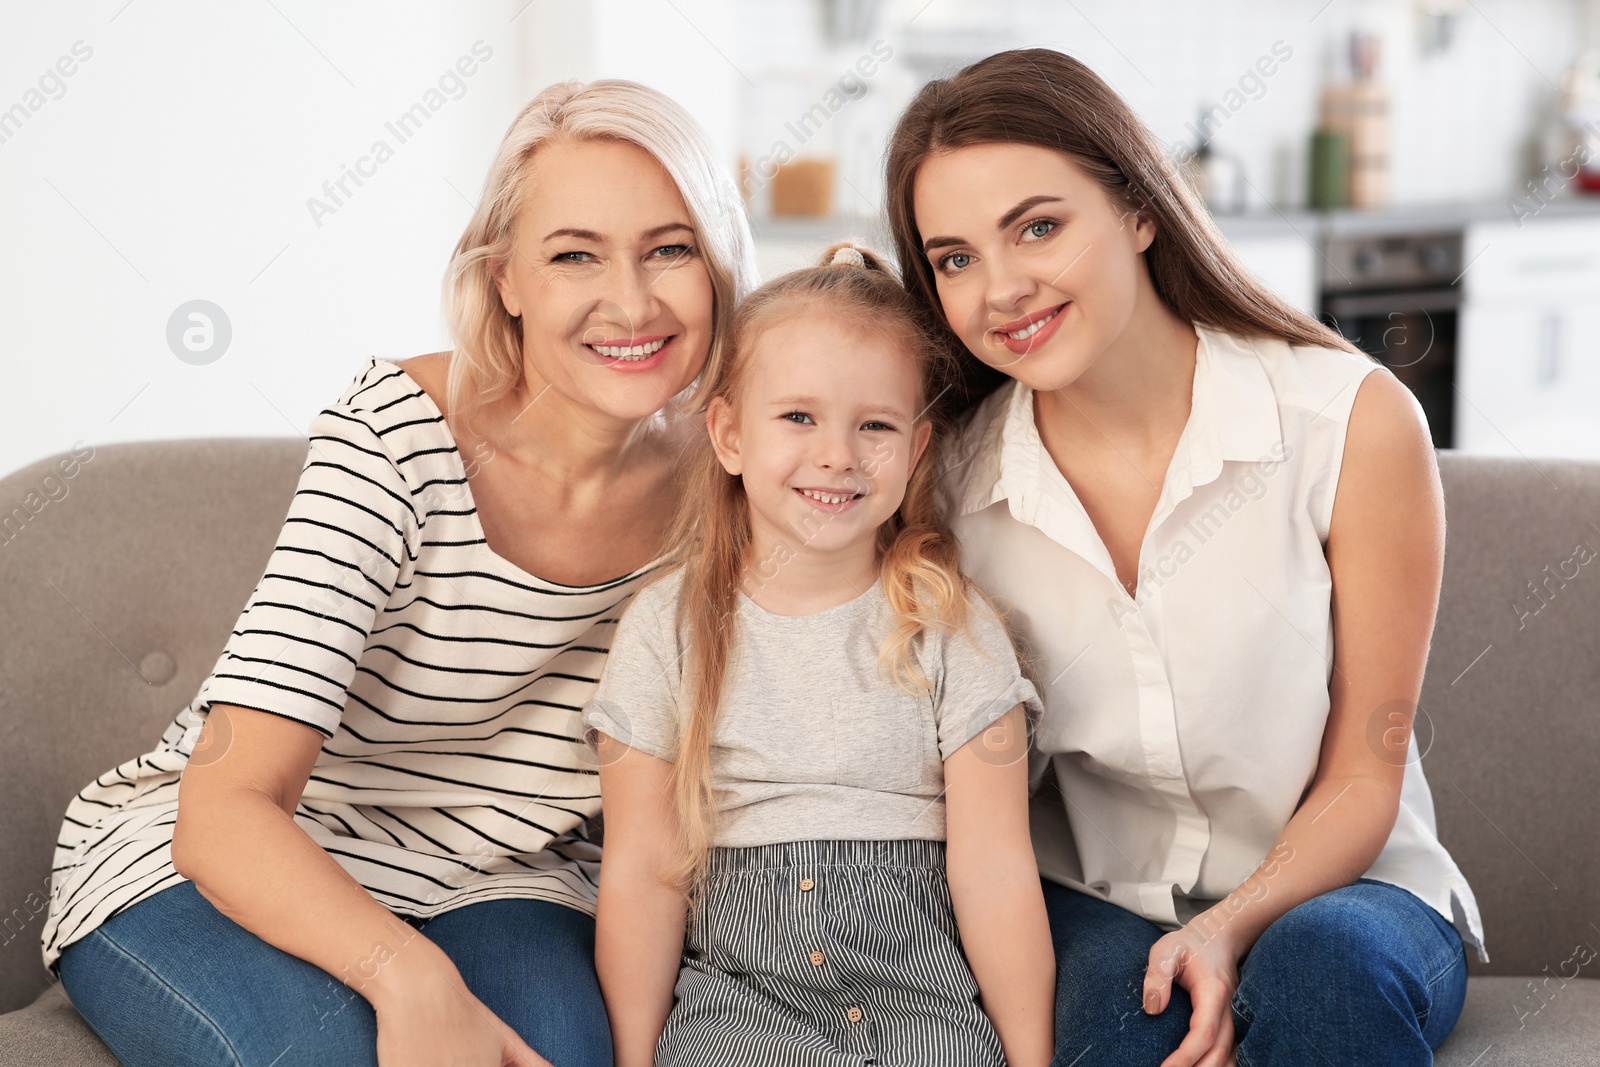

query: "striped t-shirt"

left=41, top=358, right=667, bottom=972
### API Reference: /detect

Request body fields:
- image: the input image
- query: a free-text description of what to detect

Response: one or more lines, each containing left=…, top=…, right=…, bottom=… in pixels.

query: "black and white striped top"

left=41, top=359, right=666, bottom=971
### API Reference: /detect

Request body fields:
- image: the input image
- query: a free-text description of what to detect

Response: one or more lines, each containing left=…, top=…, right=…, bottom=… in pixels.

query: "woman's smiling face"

left=493, top=137, right=714, bottom=421
left=912, top=142, right=1157, bottom=392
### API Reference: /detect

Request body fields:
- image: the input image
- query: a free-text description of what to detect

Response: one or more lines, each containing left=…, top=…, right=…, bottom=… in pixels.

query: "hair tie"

left=830, top=246, right=866, bottom=268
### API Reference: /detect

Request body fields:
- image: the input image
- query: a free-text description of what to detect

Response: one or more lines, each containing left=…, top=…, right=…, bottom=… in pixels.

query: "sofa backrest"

left=0, top=438, right=304, bottom=1011
left=1424, top=454, right=1600, bottom=976
left=0, top=443, right=1595, bottom=1011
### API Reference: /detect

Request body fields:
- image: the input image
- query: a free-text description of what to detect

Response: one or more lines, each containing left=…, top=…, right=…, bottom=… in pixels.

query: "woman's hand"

left=369, top=949, right=552, bottom=1067
left=1143, top=920, right=1241, bottom=1067
left=374, top=991, right=548, bottom=1067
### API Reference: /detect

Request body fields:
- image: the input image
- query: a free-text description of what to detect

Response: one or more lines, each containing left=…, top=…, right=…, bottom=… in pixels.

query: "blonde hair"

left=657, top=242, right=986, bottom=910
left=441, top=79, right=760, bottom=427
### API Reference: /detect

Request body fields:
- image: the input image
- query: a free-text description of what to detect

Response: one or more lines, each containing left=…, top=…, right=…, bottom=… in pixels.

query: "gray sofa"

left=1, top=438, right=1596, bottom=1065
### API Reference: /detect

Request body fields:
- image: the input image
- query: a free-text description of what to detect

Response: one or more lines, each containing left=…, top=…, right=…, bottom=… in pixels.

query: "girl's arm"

left=594, top=733, right=689, bottom=1067
left=945, top=703, right=1056, bottom=1067
left=1141, top=369, right=1447, bottom=1067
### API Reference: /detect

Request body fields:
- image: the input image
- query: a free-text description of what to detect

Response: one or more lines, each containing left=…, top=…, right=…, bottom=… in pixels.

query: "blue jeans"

left=1044, top=878, right=1468, bottom=1066
left=57, top=880, right=612, bottom=1067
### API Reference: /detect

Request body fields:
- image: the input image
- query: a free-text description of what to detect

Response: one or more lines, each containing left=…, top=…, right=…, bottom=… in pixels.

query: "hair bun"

left=829, top=245, right=867, bottom=268
left=817, top=240, right=889, bottom=273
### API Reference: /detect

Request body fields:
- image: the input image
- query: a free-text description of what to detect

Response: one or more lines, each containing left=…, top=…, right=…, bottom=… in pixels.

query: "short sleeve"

left=191, top=404, right=419, bottom=737
left=933, top=597, right=1043, bottom=761
left=581, top=575, right=686, bottom=762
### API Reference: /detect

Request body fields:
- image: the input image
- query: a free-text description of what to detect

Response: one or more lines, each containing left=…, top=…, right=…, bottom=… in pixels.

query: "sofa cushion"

left=1, top=976, right=1593, bottom=1066
left=1435, top=976, right=1600, bottom=1065
left=0, top=989, right=117, bottom=1067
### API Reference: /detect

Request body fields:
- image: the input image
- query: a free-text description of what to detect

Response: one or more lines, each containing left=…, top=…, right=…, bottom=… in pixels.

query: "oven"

left=1318, top=230, right=1463, bottom=449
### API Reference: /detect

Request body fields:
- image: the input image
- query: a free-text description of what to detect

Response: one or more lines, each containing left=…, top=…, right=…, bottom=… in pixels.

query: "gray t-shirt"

left=582, top=567, right=1043, bottom=847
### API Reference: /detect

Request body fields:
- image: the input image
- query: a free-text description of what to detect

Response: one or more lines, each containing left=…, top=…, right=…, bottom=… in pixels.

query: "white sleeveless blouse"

left=940, top=324, right=1486, bottom=961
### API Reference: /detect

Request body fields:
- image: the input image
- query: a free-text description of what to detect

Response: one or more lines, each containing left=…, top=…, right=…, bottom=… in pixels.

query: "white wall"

left=0, top=0, right=756, bottom=478
left=2, top=1, right=542, bottom=477
left=523, top=0, right=739, bottom=166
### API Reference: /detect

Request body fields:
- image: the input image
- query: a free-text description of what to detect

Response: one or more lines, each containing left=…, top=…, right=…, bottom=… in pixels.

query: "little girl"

left=583, top=243, right=1055, bottom=1067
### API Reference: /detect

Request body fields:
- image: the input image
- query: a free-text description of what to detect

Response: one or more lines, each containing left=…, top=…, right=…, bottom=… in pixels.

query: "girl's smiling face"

left=912, top=141, right=1157, bottom=392
left=707, top=309, right=933, bottom=564
left=493, top=138, right=714, bottom=422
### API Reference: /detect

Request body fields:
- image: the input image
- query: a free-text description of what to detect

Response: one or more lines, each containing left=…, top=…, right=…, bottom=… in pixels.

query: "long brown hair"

left=656, top=242, right=979, bottom=907
left=885, top=48, right=1360, bottom=420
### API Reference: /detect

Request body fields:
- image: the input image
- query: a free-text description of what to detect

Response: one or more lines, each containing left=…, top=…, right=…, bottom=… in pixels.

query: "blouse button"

left=799, top=877, right=815, bottom=891
left=846, top=1006, right=863, bottom=1023
left=809, top=950, right=825, bottom=967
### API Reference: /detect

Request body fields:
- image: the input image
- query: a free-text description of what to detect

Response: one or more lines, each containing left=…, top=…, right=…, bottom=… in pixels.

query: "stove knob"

left=1354, top=247, right=1382, bottom=274
left=1419, top=244, right=1450, bottom=273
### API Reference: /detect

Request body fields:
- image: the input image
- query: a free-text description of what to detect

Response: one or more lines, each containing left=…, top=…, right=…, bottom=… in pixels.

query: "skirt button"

left=846, top=1006, right=863, bottom=1023
left=799, top=877, right=815, bottom=891
left=809, top=950, right=825, bottom=966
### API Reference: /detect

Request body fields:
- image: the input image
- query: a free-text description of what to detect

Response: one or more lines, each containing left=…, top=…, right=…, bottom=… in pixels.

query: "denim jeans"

left=1044, top=877, right=1469, bottom=1066
left=57, top=880, right=612, bottom=1067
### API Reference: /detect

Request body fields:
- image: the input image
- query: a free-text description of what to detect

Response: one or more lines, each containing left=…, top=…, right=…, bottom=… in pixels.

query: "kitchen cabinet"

left=1225, top=231, right=1318, bottom=317
left=1457, top=215, right=1600, bottom=458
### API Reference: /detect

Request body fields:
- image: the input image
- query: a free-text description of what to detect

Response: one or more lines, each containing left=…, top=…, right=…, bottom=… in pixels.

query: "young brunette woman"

left=885, top=49, right=1484, bottom=1067
left=42, top=80, right=757, bottom=1067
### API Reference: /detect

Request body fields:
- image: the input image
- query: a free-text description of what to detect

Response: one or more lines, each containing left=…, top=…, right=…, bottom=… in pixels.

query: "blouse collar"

left=947, top=324, right=1287, bottom=528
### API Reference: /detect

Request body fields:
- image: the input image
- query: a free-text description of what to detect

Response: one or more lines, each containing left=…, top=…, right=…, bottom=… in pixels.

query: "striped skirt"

left=655, top=838, right=1005, bottom=1067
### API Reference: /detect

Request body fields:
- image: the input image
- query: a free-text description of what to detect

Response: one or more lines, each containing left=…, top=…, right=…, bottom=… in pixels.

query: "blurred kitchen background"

left=4, top=0, right=1600, bottom=477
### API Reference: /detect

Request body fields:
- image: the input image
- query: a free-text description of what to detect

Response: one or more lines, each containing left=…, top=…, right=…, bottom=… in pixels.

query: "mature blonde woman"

left=41, top=80, right=757, bottom=1067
